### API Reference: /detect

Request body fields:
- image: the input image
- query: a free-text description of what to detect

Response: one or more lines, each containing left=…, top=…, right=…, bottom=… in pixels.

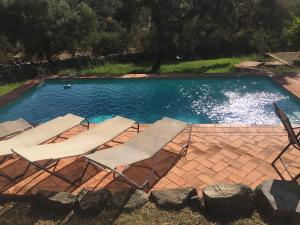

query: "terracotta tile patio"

left=272, top=71, right=300, bottom=98
left=0, top=123, right=299, bottom=196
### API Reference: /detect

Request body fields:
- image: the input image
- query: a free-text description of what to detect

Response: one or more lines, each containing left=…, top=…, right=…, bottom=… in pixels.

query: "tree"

left=92, top=18, right=128, bottom=56
left=0, top=0, right=98, bottom=60
left=284, top=16, right=300, bottom=50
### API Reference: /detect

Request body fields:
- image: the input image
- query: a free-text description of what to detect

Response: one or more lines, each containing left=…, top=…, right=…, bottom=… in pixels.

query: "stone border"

left=1, top=180, right=299, bottom=222
left=48, top=71, right=267, bottom=80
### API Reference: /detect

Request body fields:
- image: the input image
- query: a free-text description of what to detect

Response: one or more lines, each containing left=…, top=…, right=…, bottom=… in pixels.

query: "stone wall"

left=5, top=180, right=298, bottom=223
left=0, top=52, right=153, bottom=83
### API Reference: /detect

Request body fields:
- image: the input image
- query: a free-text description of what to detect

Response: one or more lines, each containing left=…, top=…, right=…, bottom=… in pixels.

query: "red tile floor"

left=0, top=123, right=299, bottom=196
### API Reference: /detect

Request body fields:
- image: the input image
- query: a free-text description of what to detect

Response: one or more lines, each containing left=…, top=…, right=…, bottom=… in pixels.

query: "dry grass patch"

left=0, top=201, right=294, bottom=225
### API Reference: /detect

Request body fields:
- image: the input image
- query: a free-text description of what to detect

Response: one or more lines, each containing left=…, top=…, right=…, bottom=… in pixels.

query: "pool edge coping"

left=0, top=79, right=41, bottom=108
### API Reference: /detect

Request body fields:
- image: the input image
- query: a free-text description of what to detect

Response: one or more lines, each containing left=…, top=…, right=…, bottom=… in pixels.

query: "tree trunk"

left=150, top=1, right=163, bottom=73
left=151, top=31, right=163, bottom=73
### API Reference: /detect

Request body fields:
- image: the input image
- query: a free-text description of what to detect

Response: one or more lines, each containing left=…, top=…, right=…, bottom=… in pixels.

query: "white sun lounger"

left=0, top=114, right=88, bottom=160
left=0, top=118, right=33, bottom=140
left=83, top=117, right=192, bottom=189
left=12, top=116, right=138, bottom=184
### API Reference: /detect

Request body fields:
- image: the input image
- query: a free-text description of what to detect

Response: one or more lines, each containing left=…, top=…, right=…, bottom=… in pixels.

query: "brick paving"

left=0, top=123, right=299, bottom=196
left=272, top=72, right=300, bottom=98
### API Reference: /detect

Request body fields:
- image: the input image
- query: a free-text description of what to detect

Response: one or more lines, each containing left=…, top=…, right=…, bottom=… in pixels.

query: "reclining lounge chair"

left=12, top=116, right=138, bottom=184
left=0, top=113, right=88, bottom=181
left=83, top=117, right=192, bottom=189
left=272, top=103, right=300, bottom=181
left=0, top=118, right=33, bottom=140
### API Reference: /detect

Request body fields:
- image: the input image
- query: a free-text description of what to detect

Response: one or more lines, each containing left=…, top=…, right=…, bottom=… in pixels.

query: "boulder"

left=263, top=61, right=285, bottom=67
left=255, top=179, right=300, bottom=221
left=124, top=190, right=148, bottom=209
left=36, top=190, right=75, bottom=212
left=111, top=188, right=135, bottom=208
left=189, top=195, right=205, bottom=212
left=203, top=183, right=254, bottom=216
left=149, top=187, right=197, bottom=209
left=74, top=189, right=111, bottom=216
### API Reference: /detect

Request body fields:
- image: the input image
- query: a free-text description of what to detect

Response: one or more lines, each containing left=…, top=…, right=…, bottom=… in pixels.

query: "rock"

left=36, top=190, right=75, bottom=212
left=264, top=61, right=285, bottom=67
left=189, top=195, right=205, bottom=212
left=74, top=189, right=111, bottom=216
left=203, top=183, right=254, bottom=216
left=234, top=61, right=263, bottom=72
left=255, top=179, right=300, bottom=221
left=124, top=190, right=148, bottom=209
left=111, top=188, right=135, bottom=208
left=149, top=187, right=197, bottom=209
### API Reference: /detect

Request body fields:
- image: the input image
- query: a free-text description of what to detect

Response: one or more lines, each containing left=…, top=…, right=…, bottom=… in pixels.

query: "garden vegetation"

left=0, top=0, right=300, bottom=72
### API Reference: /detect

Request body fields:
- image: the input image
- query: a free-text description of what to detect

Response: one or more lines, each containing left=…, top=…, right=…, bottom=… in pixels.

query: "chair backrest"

left=273, top=103, right=300, bottom=146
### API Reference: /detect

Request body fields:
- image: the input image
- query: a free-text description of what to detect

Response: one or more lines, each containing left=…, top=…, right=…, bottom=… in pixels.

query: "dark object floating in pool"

left=64, top=84, right=71, bottom=89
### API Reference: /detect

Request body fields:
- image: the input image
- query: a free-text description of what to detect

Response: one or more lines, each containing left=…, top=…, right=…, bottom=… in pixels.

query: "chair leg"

left=271, top=142, right=298, bottom=181
left=0, top=172, right=15, bottom=182
left=272, top=142, right=291, bottom=166
left=112, top=167, right=150, bottom=189
left=293, top=172, right=300, bottom=182
left=179, top=124, right=192, bottom=156
left=31, top=160, right=90, bottom=186
left=0, top=161, right=32, bottom=182
left=13, top=161, right=31, bottom=180
left=0, top=155, right=8, bottom=164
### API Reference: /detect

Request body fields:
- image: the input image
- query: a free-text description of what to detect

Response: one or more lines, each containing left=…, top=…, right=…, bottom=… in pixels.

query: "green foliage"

left=0, top=0, right=99, bottom=59
left=0, top=0, right=299, bottom=69
left=92, top=19, right=128, bottom=56
left=250, top=29, right=280, bottom=55
left=284, top=16, right=300, bottom=49
left=0, top=35, right=13, bottom=63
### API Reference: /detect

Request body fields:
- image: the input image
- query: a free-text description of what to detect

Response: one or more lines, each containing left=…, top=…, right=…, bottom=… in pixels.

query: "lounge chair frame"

left=85, top=123, right=192, bottom=189
left=0, top=119, right=90, bottom=182
left=0, top=118, right=33, bottom=141
left=10, top=122, right=139, bottom=185
left=272, top=103, right=300, bottom=181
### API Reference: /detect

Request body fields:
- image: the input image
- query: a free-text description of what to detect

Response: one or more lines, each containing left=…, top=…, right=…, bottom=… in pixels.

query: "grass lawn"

left=58, top=57, right=254, bottom=76
left=0, top=82, right=24, bottom=97
left=0, top=201, right=291, bottom=225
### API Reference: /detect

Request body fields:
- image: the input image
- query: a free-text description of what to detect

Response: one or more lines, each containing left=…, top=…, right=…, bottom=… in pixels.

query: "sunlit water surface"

left=0, top=76, right=299, bottom=124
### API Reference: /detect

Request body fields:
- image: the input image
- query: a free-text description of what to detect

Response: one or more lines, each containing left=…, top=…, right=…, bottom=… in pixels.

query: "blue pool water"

left=0, top=76, right=300, bottom=124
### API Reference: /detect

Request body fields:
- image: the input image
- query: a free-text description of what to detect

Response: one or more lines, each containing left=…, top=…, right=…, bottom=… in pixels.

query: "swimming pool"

left=0, top=76, right=300, bottom=124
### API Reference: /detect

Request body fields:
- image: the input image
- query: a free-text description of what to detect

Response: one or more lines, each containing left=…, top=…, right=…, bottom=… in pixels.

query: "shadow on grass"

left=75, top=61, right=233, bottom=75
left=160, top=63, right=232, bottom=74
left=0, top=201, right=70, bottom=225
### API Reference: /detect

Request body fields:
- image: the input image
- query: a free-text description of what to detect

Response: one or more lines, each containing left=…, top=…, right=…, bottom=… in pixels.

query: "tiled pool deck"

left=271, top=72, right=300, bottom=98
left=0, top=123, right=299, bottom=196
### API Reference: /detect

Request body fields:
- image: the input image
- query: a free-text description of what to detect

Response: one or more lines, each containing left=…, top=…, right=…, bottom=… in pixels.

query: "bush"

left=283, top=16, right=300, bottom=50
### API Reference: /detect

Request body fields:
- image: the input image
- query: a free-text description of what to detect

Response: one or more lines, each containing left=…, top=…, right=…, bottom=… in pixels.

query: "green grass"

left=0, top=82, right=24, bottom=97
left=159, top=57, right=253, bottom=74
left=57, top=57, right=255, bottom=76
left=79, top=63, right=150, bottom=75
